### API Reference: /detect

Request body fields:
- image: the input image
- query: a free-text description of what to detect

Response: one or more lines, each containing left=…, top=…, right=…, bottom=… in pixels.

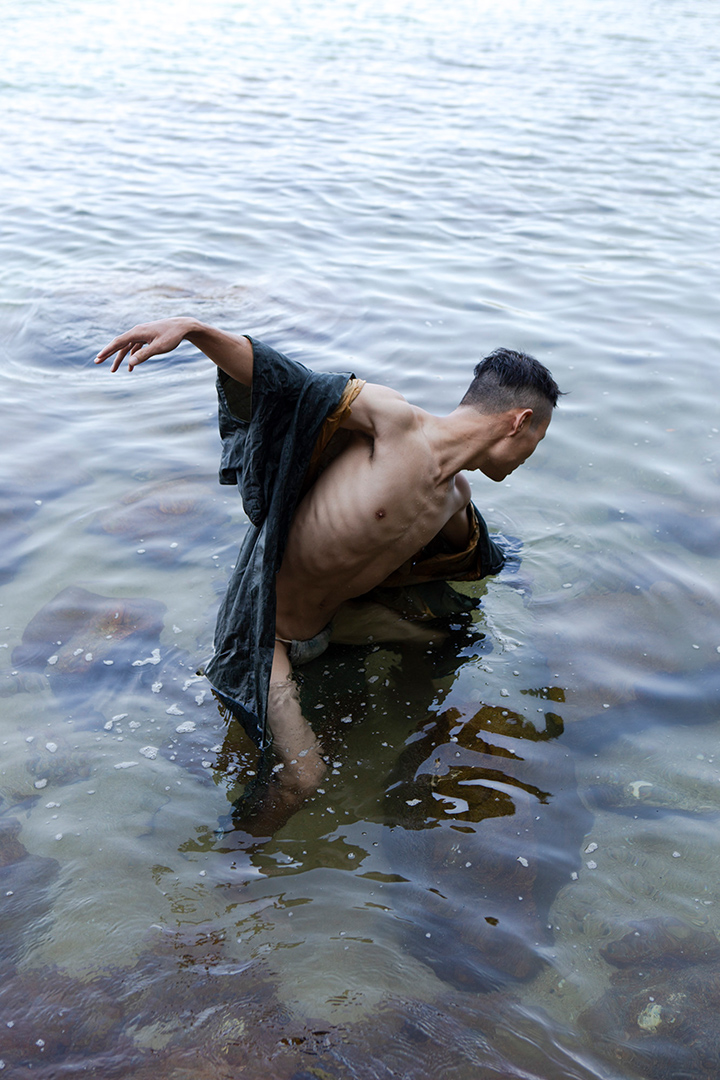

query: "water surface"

left=2, top=0, right=720, bottom=1076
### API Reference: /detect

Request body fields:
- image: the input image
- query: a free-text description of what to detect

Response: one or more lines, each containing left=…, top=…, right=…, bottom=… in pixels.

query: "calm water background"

left=1, top=0, right=719, bottom=1075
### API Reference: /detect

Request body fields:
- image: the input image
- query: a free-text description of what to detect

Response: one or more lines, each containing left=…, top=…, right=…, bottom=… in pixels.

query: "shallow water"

left=2, top=0, right=720, bottom=1075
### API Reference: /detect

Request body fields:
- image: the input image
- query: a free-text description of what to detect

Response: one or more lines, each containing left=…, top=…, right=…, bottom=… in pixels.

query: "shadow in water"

left=220, top=615, right=592, bottom=995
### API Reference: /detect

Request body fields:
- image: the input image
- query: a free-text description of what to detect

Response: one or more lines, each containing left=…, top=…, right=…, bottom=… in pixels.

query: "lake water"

left=2, top=0, right=719, bottom=1075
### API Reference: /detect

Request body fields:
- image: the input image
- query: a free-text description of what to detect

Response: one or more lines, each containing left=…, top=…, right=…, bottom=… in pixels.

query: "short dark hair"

left=461, top=347, right=562, bottom=421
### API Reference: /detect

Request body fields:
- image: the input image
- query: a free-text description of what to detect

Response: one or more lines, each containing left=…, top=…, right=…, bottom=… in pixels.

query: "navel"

left=375, top=508, right=386, bottom=520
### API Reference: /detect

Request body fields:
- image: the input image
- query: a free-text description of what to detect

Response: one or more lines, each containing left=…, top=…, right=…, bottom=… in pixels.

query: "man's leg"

left=266, top=640, right=327, bottom=795
left=222, top=641, right=327, bottom=845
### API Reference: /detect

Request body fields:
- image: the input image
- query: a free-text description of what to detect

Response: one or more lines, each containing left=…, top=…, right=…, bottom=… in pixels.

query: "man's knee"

left=274, top=747, right=327, bottom=796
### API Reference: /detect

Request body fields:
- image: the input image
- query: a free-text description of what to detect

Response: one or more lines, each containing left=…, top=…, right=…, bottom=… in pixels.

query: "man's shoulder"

left=340, top=381, right=419, bottom=438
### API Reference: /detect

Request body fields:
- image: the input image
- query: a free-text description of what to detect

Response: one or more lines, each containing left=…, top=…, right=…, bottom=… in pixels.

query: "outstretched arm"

left=95, top=317, right=254, bottom=385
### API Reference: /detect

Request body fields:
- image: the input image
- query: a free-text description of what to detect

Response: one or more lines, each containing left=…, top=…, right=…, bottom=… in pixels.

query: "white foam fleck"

left=47, top=655, right=58, bottom=665
left=175, top=720, right=196, bottom=733
left=151, top=681, right=163, bottom=693
left=45, top=742, right=58, bottom=754
left=517, top=856, right=529, bottom=867
left=139, top=746, right=158, bottom=759
left=132, top=649, right=161, bottom=667
left=34, top=778, right=48, bottom=789
left=166, top=704, right=184, bottom=716
left=585, top=842, right=598, bottom=853
left=114, top=761, right=138, bottom=769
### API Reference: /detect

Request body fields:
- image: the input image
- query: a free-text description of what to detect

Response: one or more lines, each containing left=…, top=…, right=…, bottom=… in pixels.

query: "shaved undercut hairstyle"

left=461, top=347, right=562, bottom=422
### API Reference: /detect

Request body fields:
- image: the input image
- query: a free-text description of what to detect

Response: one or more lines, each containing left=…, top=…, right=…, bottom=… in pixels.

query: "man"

left=96, top=319, right=559, bottom=826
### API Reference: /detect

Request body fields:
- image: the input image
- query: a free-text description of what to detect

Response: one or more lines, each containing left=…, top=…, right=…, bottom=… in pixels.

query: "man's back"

left=274, top=382, right=472, bottom=642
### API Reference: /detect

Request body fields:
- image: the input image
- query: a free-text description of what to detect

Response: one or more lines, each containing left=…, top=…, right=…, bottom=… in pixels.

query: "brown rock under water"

left=12, top=585, right=166, bottom=676
left=581, top=916, right=720, bottom=1079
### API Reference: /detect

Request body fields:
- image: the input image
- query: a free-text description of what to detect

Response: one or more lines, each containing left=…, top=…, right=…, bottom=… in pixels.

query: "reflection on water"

left=2, top=0, right=720, bottom=1074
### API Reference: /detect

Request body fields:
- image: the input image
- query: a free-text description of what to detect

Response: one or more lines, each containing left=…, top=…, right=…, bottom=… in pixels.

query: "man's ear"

left=508, top=408, right=533, bottom=436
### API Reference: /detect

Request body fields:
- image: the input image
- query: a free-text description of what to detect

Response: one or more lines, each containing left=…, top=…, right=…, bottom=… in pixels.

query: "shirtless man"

left=97, top=319, right=559, bottom=827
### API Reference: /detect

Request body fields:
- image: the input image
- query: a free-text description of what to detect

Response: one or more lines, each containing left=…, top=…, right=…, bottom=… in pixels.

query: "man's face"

left=481, top=412, right=551, bottom=482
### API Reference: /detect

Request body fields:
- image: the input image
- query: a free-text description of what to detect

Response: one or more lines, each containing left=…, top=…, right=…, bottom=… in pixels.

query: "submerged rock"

left=0, top=818, right=59, bottom=965
left=581, top=917, right=720, bottom=1079
left=0, top=964, right=124, bottom=1067
left=601, top=916, right=720, bottom=970
left=381, top=701, right=588, bottom=991
left=13, top=585, right=166, bottom=680
left=92, top=476, right=230, bottom=562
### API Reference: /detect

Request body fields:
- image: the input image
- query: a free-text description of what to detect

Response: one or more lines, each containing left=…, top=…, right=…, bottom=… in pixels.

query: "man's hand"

left=95, top=318, right=254, bottom=384
left=95, top=317, right=196, bottom=373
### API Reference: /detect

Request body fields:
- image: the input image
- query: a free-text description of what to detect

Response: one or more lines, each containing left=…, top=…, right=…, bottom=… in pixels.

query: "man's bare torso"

left=274, top=383, right=471, bottom=641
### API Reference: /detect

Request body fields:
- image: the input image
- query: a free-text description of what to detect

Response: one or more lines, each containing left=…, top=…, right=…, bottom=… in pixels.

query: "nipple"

left=375, top=508, right=386, bottom=520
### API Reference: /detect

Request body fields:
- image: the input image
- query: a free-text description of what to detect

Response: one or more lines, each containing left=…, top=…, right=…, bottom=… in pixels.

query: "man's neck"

left=423, top=405, right=507, bottom=480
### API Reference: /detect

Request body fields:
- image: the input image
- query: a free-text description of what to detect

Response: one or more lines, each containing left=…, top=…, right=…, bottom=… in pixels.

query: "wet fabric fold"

left=204, top=338, right=355, bottom=748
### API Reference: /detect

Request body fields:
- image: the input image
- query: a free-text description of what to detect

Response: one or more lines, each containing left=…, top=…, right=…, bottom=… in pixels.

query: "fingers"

left=95, top=318, right=189, bottom=373
left=95, top=326, right=154, bottom=372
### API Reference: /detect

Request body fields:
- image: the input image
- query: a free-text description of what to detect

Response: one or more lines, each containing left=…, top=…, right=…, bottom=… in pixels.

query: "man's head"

left=459, top=348, right=562, bottom=481
left=461, top=347, right=561, bottom=424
